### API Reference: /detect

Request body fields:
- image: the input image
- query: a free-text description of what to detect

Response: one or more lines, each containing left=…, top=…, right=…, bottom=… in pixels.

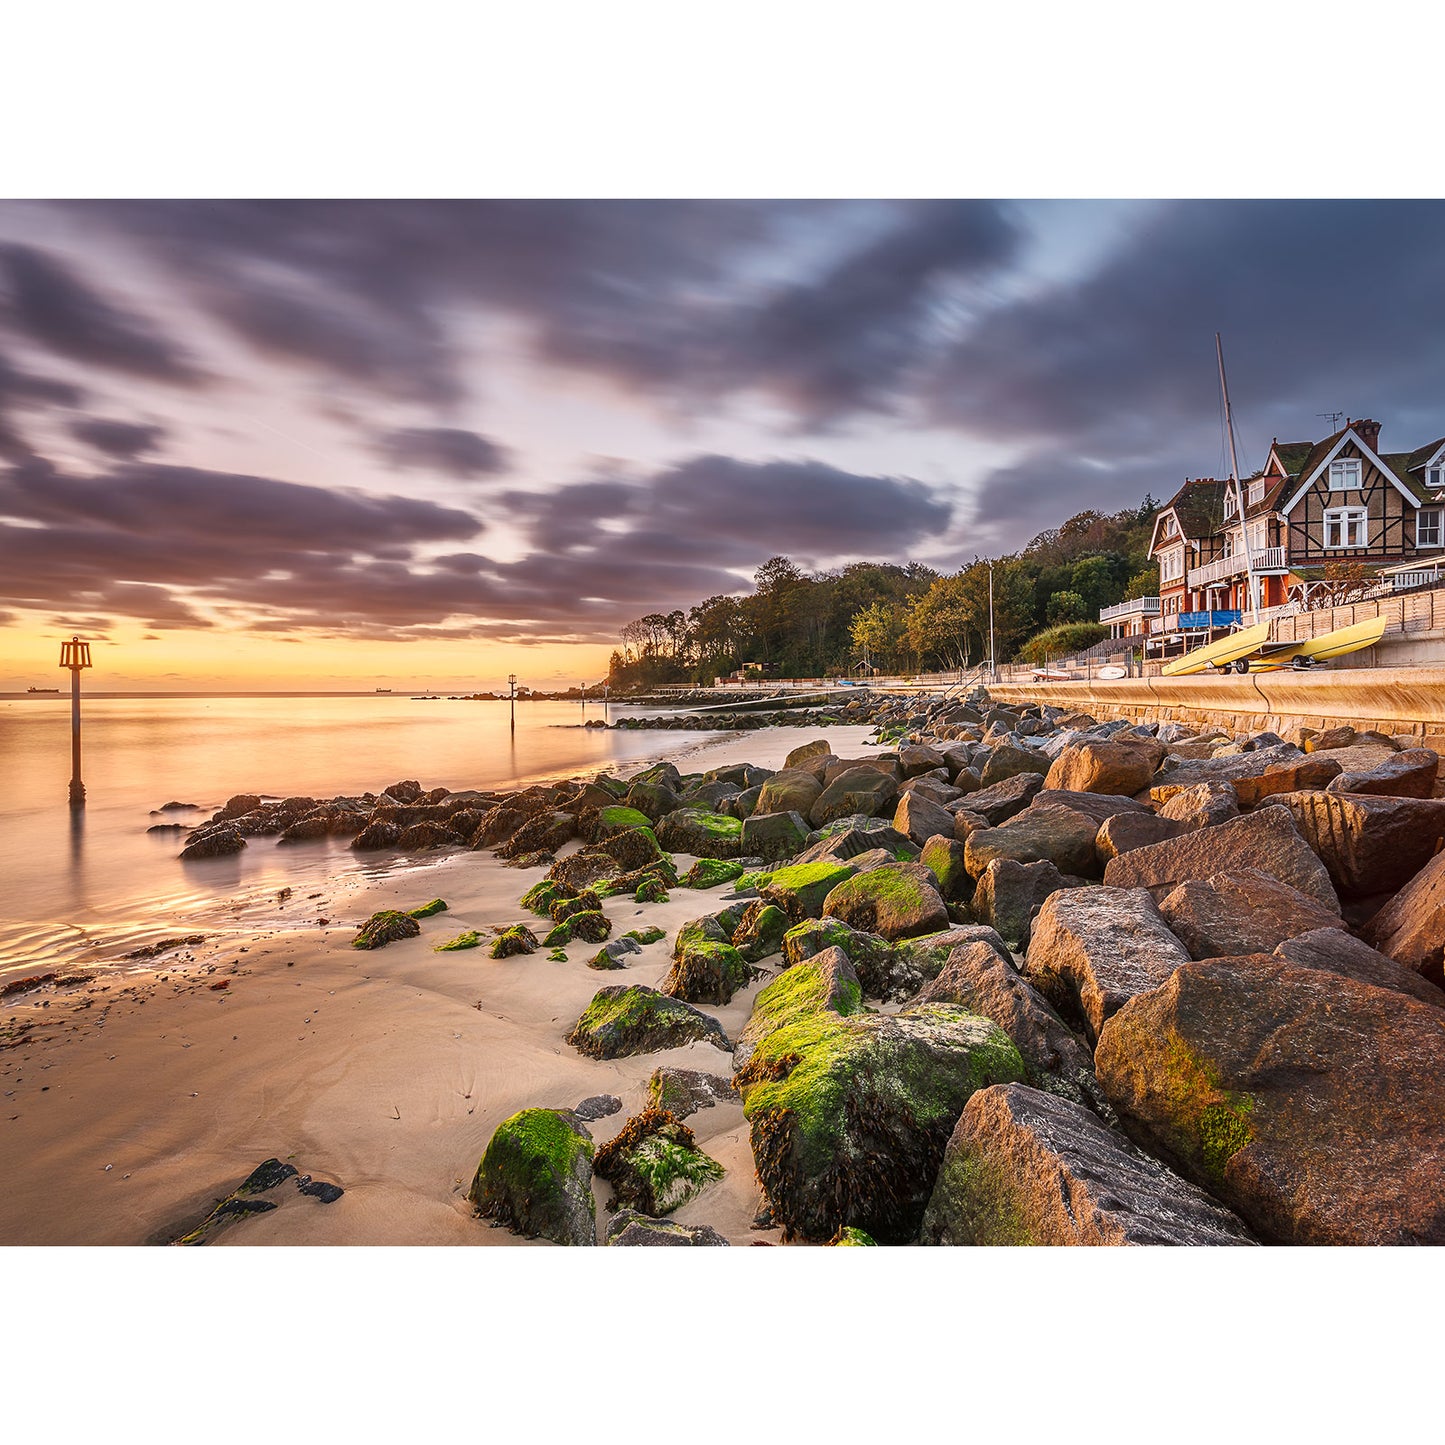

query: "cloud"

left=0, top=347, right=85, bottom=460
left=69, top=417, right=166, bottom=459
left=0, top=450, right=952, bottom=644
left=35, top=200, right=1021, bottom=425
left=0, top=243, right=204, bottom=384
left=374, top=426, right=510, bottom=478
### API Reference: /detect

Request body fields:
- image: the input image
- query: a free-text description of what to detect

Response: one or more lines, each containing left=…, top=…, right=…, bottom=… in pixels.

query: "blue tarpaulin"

left=1178, top=610, right=1242, bottom=630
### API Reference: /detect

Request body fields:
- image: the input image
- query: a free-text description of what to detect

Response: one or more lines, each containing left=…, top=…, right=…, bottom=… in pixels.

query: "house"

left=1102, top=418, right=1445, bottom=640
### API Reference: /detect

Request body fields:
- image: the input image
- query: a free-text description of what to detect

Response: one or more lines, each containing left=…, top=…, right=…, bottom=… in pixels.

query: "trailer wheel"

left=1292, top=656, right=1314, bottom=670
left=1233, top=658, right=1250, bottom=674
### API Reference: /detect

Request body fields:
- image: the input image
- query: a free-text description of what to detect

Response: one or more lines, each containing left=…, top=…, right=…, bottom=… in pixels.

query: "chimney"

left=1353, top=418, right=1381, bottom=452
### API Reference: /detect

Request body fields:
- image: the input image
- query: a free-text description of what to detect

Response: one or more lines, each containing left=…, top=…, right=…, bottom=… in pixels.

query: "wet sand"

left=0, top=724, right=879, bottom=1246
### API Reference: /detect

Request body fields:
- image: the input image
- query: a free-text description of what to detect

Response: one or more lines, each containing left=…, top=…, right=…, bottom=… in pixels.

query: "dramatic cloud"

left=69, top=417, right=166, bottom=459
left=0, top=243, right=203, bottom=384
left=374, top=426, right=510, bottom=478
left=0, top=347, right=84, bottom=460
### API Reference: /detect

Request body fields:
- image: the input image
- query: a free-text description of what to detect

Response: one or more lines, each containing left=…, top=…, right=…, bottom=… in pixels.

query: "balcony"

left=1187, top=546, right=1287, bottom=588
left=1099, top=596, right=1161, bottom=623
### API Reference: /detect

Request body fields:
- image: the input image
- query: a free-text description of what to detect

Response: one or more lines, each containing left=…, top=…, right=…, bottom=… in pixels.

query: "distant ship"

left=375, top=687, right=392, bottom=693
left=26, top=686, right=60, bottom=693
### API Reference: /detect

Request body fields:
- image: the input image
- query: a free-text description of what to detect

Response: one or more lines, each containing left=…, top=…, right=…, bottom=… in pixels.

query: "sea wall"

left=986, top=667, right=1445, bottom=747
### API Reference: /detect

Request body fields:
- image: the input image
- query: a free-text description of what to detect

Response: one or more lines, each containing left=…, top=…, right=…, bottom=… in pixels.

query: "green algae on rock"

left=469, top=1107, right=596, bottom=1246
left=550, top=890, right=603, bottom=923
left=566, top=984, right=731, bottom=1059
left=623, top=926, right=667, bottom=946
left=646, top=1066, right=739, bottom=1118
left=592, top=1106, right=725, bottom=1215
left=407, top=898, right=449, bottom=919
left=656, top=808, right=744, bottom=860
left=831, top=1226, right=877, bottom=1246
left=759, top=859, right=858, bottom=921
left=680, top=857, right=747, bottom=889
left=732, top=901, right=790, bottom=963
left=594, top=804, right=653, bottom=837
left=661, top=927, right=750, bottom=1005
left=352, top=910, right=421, bottom=949
left=821, top=861, right=949, bottom=941
left=635, top=877, right=670, bottom=903
left=434, top=930, right=484, bottom=951
left=519, top=880, right=568, bottom=917
left=490, top=923, right=540, bottom=958
left=547, top=948, right=569, bottom=961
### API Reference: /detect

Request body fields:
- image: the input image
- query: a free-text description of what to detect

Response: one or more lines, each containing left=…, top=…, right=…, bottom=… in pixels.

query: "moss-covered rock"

left=623, top=926, right=667, bottom=946
left=821, top=861, right=949, bottom=942
left=606, top=1209, right=730, bottom=1246
left=520, top=880, right=570, bottom=916
left=656, top=808, right=744, bottom=860
left=408, top=898, right=449, bottom=919
left=735, top=954, right=1025, bottom=1242
left=662, top=916, right=751, bottom=1004
left=741, top=808, right=812, bottom=863
left=831, top=1226, right=877, bottom=1246
left=490, top=923, right=540, bottom=958
left=681, top=857, right=747, bottom=890
left=759, top=860, right=859, bottom=922
left=635, top=877, right=670, bottom=904
left=593, top=825, right=670, bottom=873
left=780, top=916, right=897, bottom=997
left=567, top=984, right=732, bottom=1059
left=592, top=1107, right=725, bottom=1215
left=496, top=809, right=577, bottom=860
left=352, top=910, right=421, bottom=949
left=549, top=890, right=603, bottom=923
left=566, top=909, right=612, bottom=944
left=469, top=1107, right=596, bottom=1246
left=732, top=900, right=790, bottom=963
left=589, top=937, right=642, bottom=970
left=547, top=948, right=569, bottom=962
left=435, top=930, right=484, bottom=951
left=595, top=804, right=653, bottom=837
left=543, top=920, right=574, bottom=947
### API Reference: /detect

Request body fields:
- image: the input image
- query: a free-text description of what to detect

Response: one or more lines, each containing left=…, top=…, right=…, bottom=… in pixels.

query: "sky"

left=2, top=198, right=1444, bottom=691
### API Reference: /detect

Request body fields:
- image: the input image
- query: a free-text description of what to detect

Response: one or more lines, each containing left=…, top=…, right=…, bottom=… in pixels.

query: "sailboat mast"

left=1216, top=332, right=1261, bottom=623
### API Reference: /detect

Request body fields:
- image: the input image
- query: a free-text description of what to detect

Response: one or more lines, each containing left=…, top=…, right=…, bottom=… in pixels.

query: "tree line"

left=607, top=497, right=1159, bottom=687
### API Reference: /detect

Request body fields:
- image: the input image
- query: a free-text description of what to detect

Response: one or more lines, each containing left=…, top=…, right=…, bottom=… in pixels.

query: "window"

left=1324, top=505, right=1368, bottom=549
left=1160, top=548, right=1183, bottom=583
left=1251, top=521, right=1268, bottom=550
left=1419, top=508, right=1442, bottom=548
left=1328, top=457, right=1363, bottom=490
left=1224, top=491, right=1237, bottom=518
left=1428, top=464, right=1444, bottom=490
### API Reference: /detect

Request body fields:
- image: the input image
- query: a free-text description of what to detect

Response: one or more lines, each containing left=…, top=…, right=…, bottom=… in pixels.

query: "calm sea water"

left=0, top=693, right=720, bottom=977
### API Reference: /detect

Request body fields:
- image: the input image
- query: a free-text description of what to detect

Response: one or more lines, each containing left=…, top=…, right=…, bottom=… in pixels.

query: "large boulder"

left=1103, top=806, right=1338, bottom=911
left=606, top=1210, right=729, bottom=1246
left=1023, top=886, right=1191, bottom=1045
left=809, top=767, right=900, bottom=829
left=919, top=1084, right=1254, bottom=1246
left=1158, top=869, right=1345, bottom=961
left=1262, top=791, right=1445, bottom=899
left=179, top=827, right=246, bottom=860
left=1231, top=756, right=1343, bottom=807
left=912, top=942, right=1107, bottom=1115
left=1157, top=782, right=1239, bottom=831
left=740, top=810, right=810, bottom=863
left=784, top=738, right=834, bottom=769
left=979, top=743, right=1051, bottom=789
left=779, top=917, right=897, bottom=1000
left=1095, top=957, right=1445, bottom=1244
left=731, top=900, right=790, bottom=963
left=893, top=791, right=957, bottom=847
left=647, top=1067, right=740, bottom=1119
left=970, top=857, right=1067, bottom=952
left=1044, top=739, right=1165, bottom=797
left=469, top=1108, right=596, bottom=1246
left=734, top=945, right=862, bottom=1072
left=821, top=861, right=949, bottom=941
left=1326, top=747, right=1439, bottom=799
left=566, top=986, right=731, bottom=1059
left=656, top=808, right=743, bottom=860
left=623, top=780, right=679, bottom=823
left=1152, top=742, right=1304, bottom=791
left=899, top=743, right=948, bottom=778
left=754, top=770, right=823, bottom=818
left=964, top=803, right=1102, bottom=880
left=1095, top=812, right=1188, bottom=864
left=1363, top=848, right=1445, bottom=989
left=956, top=771, right=1044, bottom=826
left=1275, top=928, right=1445, bottom=1008
left=919, top=834, right=970, bottom=902
left=794, top=819, right=913, bottom=865
left=736, top=952, right=1025, bottom=1241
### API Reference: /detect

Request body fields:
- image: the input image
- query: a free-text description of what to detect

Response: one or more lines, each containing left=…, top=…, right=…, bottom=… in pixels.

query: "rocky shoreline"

left=16, top=688, right=1443, bottom=1247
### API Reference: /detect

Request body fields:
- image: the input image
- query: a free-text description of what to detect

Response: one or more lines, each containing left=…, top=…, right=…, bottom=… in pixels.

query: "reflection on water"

left=0, top=694, right=712, bottom=977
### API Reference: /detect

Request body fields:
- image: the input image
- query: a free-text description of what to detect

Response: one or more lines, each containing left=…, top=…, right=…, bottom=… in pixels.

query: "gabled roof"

left=1267, top=440, right=1316, bottom=477
left=1152, top=477, right=1228, bottom=553
left=1279, top=424, right=1418, bottom=515
left=1392, top=437, right=1445, bottom=503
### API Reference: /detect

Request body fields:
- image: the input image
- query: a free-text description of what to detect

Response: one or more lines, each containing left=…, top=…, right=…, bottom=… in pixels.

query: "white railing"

left=1390, top=568, right=1445, bottom=592
left=1099, top=596, right=1161, bottom=622
left=1187, top=546, right=1286, bottom=588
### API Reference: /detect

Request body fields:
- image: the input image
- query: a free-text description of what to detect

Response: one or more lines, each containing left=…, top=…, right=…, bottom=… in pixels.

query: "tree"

left=1047, top=590, right=1089, bottom=624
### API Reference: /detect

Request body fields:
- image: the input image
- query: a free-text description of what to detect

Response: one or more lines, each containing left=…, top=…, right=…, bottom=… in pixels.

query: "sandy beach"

left=0, top=724, right=880, bottom=1246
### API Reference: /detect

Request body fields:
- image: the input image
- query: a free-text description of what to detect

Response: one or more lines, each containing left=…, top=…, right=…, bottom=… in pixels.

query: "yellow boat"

left=1163, top=616, right=1387, bottom=675
left=1161, top=622, right=1272, bottom=676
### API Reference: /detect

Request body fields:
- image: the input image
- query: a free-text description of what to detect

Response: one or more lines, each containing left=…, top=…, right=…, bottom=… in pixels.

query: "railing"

left=1099, top=596, right=1160, bottom=622
left=1390, top=568, right=1444, bottom=592
left=1187, top=546, right=1286, bottom=588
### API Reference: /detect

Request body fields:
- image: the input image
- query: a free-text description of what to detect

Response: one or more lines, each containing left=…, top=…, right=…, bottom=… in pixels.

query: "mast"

left=1216, top=333, right=1261, bottom=622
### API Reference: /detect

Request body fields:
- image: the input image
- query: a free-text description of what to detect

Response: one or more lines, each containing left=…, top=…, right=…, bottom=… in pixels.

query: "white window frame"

left=1223, top=490, right=1237, bottom=518
left=1418, top=508, right=1442, bottom=548
left=1328, top=457, right=1363, bottom=490
left=1160, top=547, right=1184, bottom=583
left=1324, top=505, right=1369, bottom=549
left=1427, top=464, right=1445, bottom=490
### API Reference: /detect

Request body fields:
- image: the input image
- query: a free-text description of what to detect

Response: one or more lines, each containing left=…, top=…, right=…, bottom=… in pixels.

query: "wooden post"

left=59, top=635, right=92, bottom=807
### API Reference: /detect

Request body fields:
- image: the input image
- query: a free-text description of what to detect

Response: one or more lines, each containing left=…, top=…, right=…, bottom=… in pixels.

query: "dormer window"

left=1428, top=464, right=1445, bottom=489
left=1224, top=491, right=1236, bottom=518
left=1328, top=457, right=1363, bottom=490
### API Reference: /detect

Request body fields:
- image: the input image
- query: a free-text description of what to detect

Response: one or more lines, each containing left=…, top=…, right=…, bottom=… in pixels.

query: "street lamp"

left=59, top=635, right=92, bottom=806
left=987, top=560, right=996, bottom=683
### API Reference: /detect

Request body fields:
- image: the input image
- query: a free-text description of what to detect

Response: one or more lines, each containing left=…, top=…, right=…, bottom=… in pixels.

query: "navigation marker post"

left=59, top=635, right=92, bottom=807
left=508, top=673, right=517, bottom=732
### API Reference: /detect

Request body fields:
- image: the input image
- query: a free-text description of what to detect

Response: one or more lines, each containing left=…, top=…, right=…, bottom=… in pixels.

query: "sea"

left=0, top=692, right=724, bottom=979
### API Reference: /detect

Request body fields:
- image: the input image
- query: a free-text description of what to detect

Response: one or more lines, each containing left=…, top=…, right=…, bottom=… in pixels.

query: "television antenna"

left=1317, top=411, right=1344, bottom=432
